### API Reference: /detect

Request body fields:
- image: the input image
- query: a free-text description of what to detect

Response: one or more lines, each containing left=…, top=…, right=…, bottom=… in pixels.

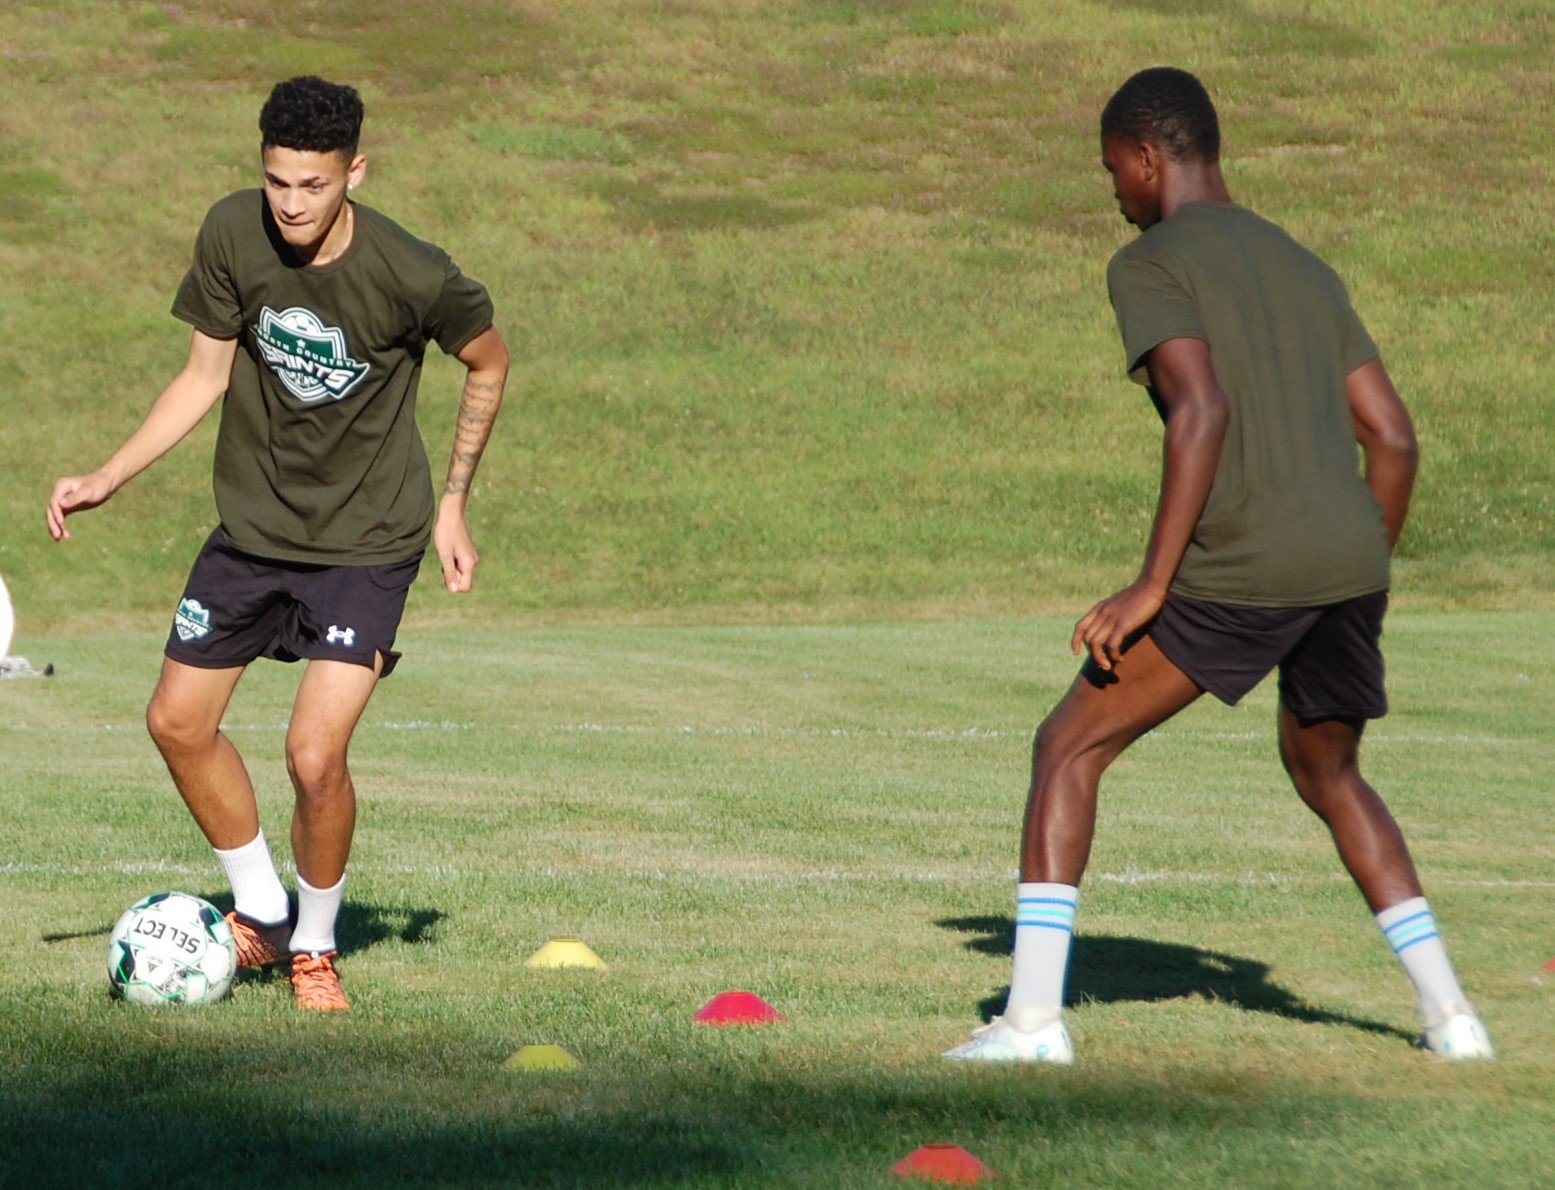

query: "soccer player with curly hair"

left=48, top=76, right=508, bottom=1011
left=944, top=67, right=1492, bottom=1063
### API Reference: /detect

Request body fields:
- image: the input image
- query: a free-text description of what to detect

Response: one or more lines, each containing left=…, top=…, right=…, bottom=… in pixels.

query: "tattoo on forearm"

left=444, top=375, right=504, bottom=496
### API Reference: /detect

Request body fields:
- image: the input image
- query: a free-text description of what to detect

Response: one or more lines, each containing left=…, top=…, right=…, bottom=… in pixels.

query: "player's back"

left=1107, top=201, right=1390, bottom=607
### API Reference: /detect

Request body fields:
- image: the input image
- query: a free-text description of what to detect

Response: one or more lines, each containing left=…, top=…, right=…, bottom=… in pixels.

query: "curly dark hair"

left=1100, top=67, right=1219, bottom=163
left=259, top=76, right=363, bottom=156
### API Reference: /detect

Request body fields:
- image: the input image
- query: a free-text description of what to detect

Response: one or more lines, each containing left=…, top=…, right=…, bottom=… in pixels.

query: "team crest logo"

left=253, top=306, right=371, bottom=403
left=174, top=598, right=212, bottom=642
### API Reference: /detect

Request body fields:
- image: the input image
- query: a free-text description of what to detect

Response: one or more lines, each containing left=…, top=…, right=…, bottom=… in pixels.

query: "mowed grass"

left=1, top=1, right=1553, bottom=628
left=2, top=617, right=1551, bottom=1186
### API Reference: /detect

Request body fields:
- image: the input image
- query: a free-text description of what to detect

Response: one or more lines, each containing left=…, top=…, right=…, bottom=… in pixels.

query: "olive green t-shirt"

left=1106, top=201, right=1389, bottom=606
left=172, top=190, right=493, bottom=565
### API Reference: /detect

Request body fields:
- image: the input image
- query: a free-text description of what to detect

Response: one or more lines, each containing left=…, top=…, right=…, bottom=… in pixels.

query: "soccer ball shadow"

left=937, top=913, right=1414, bottom=1041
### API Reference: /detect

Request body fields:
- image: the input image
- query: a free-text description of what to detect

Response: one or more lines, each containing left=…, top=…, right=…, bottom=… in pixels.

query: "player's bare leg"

left=1276, top=709, right=1420, bottom=911
left=285, top=655, right=382, bottom=888
left=146, top=658, right=257, bottom=847
left=282, top=654, right=383, bottom=1011
left=147, top=657, right=292, bottom=963
left=1277, top=706, right=1492, bottom=1057
left=1023, top=635, right=1203, bottom=882
left=946, top=635, right=1202, bottom=1062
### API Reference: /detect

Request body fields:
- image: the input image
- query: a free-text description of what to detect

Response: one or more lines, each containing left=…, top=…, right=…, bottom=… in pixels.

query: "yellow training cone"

left=523, top=937, right=608, bottom=971
left=505, top=1044, right=581, bottom=1072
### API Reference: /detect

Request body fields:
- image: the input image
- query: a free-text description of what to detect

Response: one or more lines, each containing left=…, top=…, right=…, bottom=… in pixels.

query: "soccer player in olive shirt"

left=944, top=68, right=1492, bottom=1062
left=47, top=77, right=507, bottom=1011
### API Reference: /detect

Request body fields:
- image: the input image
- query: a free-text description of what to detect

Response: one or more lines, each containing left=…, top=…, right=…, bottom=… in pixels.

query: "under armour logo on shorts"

left=326, top=625, right=357, bottom=648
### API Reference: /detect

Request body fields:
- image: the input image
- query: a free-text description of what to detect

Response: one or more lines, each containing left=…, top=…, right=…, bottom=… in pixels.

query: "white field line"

left=4, top=859, right=1552, bottom=892
left=16, top=719, right=1523, bottom=748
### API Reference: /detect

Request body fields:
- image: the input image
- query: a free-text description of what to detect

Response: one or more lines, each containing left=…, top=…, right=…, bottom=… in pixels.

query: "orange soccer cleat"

left=291, top=951, right=351, bottom=1012
left=225, top=911, right=291, bottom=971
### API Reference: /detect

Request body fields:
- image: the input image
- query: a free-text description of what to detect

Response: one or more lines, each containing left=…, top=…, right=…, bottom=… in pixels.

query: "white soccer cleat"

left=1424, top=1004, right=1495, bottom=1061
left=941, top=1007, right=1074, bottom=1064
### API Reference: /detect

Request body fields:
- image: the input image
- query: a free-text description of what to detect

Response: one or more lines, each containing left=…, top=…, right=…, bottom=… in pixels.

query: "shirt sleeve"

left=170, top=206, right=243, bottom=338
left=1336, top=284, right=1380, bottom=374
left=1106, top=249, right=1205, bottom=386
left=423, top=253, right=495, bottom=356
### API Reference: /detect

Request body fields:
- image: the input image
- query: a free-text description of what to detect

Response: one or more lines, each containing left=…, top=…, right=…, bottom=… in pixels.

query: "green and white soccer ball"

left=107, top=892, right=237, bottom=1006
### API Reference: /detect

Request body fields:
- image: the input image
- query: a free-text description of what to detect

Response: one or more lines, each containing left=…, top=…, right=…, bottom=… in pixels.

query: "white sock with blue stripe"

left=1376, top=896, right=1468, bottom=1026
left=1004, top=882, right=1079, bottom=1026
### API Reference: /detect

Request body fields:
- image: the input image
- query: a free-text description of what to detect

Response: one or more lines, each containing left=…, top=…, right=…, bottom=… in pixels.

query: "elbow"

left=486, top=327, right=511, bottom=375
left=1394, top=435, right=1420, bottom=473
left=1388, top=423, right=1419, bottom=463
left=1371, top=420, right=1419, bottom=469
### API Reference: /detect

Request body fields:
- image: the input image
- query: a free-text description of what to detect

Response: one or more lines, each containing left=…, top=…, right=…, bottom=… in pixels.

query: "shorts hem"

left=1280, top=700, right=1388, bottom=725
left=165, top=643, right=403, bottom=678
left=163, top=645, right=255, bottom=671
left=290, top=646, right=403, bottom=678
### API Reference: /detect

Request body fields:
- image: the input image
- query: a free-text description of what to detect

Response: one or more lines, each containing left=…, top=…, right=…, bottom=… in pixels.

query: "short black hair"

left=1100, top=67, right=1219, bottom=163
left=259, top=76, right=363, bottom=157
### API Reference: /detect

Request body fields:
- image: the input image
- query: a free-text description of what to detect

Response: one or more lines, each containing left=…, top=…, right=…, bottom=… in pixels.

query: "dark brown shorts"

left=164, top=527, right=422, bottom=677
left=1148, top=589, right=1389, bottom=722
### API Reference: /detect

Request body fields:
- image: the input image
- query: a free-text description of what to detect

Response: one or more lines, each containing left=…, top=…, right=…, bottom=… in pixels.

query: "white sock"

left=290, top=871, right=346, bottom=956
left=1376, top=896, right=1470, bottom=1026
left=1004, top=882, right=1079, bottom=1025
left=213, top=831, right=289, bottom=926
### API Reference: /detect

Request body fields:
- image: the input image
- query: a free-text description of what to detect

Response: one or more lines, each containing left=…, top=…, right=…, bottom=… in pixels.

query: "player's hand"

left=1071, top=581, right=1167, bottom=672
left=46, top=471, right=116, bottom=541
left=433, top=498, right=479, bottom=593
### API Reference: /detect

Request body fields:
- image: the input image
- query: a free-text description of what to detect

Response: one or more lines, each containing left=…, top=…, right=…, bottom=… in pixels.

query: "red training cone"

left=892, top=1143, right=993, bottom=1184
left=693, top=989, right=785, bottom=1025
left=1543, top=956, right=1555, bottom=972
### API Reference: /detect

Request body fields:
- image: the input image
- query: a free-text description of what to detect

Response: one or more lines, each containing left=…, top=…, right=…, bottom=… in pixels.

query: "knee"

left=1280, top=741, right=1326, bottom=799
left=285, top=736, right=347, bottom=798
left=1277, top=737, right=1312, bottom=787
left=1280, top=739, right=1364, bottom=818
left=1280, top=722, right=1358, bottom=780
left=145, top=691, right=216, bottom=756
left=1031, top=716, right=1109, bottom=792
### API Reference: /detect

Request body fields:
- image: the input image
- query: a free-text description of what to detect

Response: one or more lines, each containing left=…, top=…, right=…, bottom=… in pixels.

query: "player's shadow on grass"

left=938, top=913, right=1412, bottom=1040
left=43, top=895, right=443, bottom=958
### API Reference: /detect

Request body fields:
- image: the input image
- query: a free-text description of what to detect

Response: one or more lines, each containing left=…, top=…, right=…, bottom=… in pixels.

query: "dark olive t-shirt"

left=172, top=190, right=493, bottom=564
left=1106, top=201, right=1389, bottom=606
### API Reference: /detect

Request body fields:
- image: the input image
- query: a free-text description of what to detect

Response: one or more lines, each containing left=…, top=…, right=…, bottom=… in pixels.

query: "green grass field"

left=3, top=1, right=1553, bottom=1186
left=3, top=618, right=1552, bottom=1185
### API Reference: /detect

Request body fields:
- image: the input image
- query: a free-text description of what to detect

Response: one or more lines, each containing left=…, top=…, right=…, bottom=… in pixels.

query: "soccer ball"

left=106, top=892, right=237, bottom=1006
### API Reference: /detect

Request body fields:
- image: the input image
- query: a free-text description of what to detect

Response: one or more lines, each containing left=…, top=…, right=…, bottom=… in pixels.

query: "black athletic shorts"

left=164, top=526, right=422, bottom=677
left=1148, top=589, right=1389, bottom=722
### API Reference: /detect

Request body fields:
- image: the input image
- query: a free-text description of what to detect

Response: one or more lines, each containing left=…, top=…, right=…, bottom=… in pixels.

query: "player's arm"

left=46, top=330, right=237, bottom=541
left=1346, top=357, right=1417, bottom=550
left=433, top=326, right=509, bottom=593
left=1072, top=336, right=1229, bottom=670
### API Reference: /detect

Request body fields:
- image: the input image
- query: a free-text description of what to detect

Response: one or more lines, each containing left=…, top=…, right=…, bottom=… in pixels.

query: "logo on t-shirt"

left=253, top=306, right=371, bottom=403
